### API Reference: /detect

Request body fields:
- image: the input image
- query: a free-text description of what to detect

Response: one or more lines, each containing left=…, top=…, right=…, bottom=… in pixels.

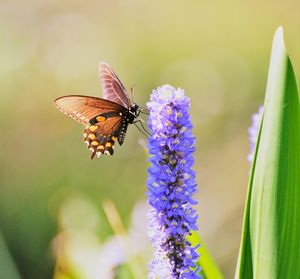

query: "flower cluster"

left=247, top=106, right=263, bottom=163
left=147, top=85, right=201, bottom=278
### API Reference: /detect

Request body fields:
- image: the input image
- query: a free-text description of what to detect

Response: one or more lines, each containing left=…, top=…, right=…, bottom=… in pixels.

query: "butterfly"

left=54, top=62, right=147, bottom=159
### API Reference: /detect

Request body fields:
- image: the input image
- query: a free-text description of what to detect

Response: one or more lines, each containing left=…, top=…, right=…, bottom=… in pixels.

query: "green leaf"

left=0, top=231, right=21, bottom=279
left=115, top=264, right=134, bottom=279
left=235, top=26, right=300, bottom=278
left=188, top=231, right=224, bottom=279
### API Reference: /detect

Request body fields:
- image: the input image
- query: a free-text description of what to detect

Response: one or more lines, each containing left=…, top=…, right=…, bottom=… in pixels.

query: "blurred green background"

left=0, top=0, right=299, bottom=278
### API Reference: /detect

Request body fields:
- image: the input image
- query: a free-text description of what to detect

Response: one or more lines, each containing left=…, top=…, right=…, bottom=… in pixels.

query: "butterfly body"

left=54, top=62, right=141, bottom=159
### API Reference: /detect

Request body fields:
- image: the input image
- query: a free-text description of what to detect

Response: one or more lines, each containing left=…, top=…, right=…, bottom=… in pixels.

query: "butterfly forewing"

left=99, top=62, right=131, bottom=108
left=54, top=95, right=125, bottom=125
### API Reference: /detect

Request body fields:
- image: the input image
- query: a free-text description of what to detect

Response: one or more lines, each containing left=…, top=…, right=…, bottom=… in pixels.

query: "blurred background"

left=0, top=0, right=299, bottom=278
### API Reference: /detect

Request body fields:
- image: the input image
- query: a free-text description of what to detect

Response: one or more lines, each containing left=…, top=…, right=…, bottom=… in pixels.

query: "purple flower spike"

left=247, top=106, right=264, bottom=163
left=147, top=85, right=201, bottom=279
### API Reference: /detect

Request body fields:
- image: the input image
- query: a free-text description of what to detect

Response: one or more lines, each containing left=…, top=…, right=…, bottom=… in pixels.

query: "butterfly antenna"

left=130, top=84, right=135, bottom=104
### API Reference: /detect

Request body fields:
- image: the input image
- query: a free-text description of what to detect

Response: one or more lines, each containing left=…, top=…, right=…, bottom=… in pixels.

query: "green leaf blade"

left=235, top=27, right=300, bottom=278
left=188, top=232, right=224, bottom=279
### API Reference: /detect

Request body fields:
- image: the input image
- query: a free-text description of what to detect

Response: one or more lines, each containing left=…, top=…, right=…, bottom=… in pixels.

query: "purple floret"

left=248, top=106, right=263, bottom=163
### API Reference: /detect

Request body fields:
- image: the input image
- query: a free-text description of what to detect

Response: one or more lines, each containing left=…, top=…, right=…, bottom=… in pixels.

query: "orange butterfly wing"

left=54, top=95, right=124, bottom=125
left=55, top=95, right=127, bottom=158
left=84, top=117, right=124, bottom=159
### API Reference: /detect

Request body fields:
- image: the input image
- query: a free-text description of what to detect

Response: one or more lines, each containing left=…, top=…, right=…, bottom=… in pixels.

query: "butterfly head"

left=129, top=103, right=140, bottom=118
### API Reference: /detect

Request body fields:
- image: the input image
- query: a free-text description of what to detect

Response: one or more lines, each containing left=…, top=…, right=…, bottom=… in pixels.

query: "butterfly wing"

left=55, top=95, right=128, bottom=158
left=54, top=95, right=124, bottom=125
left=84, top=113, right=130, bottom=158
left=99, top=62, right=131, bottom=108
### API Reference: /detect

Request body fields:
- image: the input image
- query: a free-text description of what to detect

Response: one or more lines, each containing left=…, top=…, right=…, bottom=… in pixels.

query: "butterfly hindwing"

left=84, top=126, right=117, bottom=159
left=83, top=110, right=130, bottom=159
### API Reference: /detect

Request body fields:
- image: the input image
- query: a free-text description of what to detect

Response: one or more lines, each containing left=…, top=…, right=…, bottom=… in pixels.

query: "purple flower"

left=247, top=106, right=264, bottom=163
left=147, top=85, right=201, bottom=278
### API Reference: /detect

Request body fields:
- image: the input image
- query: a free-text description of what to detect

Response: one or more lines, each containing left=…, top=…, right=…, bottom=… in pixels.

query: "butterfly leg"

left=139, top=108, right=149, bottom=115
left=134, top=122, right=149, bottom=137
left=133, top=119, right=151, bottom=137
